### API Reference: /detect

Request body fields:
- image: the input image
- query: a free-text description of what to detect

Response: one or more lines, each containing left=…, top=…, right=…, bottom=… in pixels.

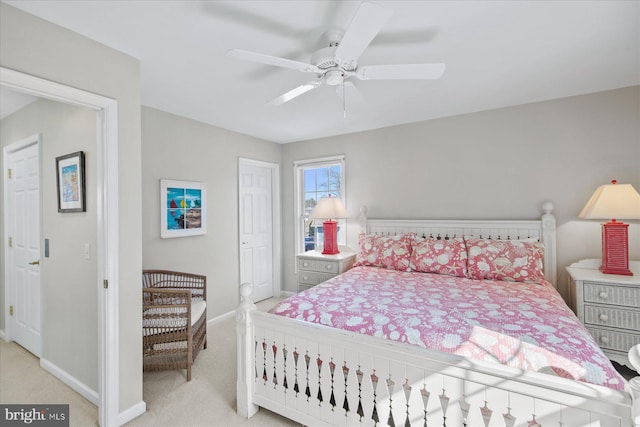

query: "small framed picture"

left=160, top=179, right=207, bottom=238
left=56, top=151, right=86, bottom=213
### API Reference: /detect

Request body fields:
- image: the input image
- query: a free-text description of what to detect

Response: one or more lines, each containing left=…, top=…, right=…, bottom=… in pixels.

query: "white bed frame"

left=237, top=203, right=640, bottom=426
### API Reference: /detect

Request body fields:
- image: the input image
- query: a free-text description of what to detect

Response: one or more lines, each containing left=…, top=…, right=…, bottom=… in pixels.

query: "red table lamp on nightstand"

left=309, top=196, right=348, bottom=254
left=579, top=180, right=640, bottom=276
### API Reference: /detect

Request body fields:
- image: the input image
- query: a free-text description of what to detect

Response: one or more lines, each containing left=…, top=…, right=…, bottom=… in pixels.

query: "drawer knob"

left=302, top=276, right=309, bottom=281
left=303, top=262, right=309, bottom=267
left=599, top=336, right=609, bottom=345
left=325, top=264, right=333, bottom=270
left=598, top=291, right=608, bottom=300
left=599, top=313, right=609, bottom=322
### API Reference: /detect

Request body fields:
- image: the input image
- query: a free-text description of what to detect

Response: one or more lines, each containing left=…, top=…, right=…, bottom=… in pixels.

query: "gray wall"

left=1, top=2, right=143, bottom=412
left=282, top=86, right=640, bottom=300
left=0, top=99, right=98, bottom=391
left=141, top=107, right=282, bottom=318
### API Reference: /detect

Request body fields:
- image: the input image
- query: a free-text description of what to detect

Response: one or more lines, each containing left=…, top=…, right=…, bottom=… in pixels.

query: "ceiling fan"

left=226, top=1, right=445, bottom=107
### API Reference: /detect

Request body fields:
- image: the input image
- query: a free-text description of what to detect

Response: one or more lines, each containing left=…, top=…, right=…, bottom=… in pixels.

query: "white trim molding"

left=117, top=401, right=146, bottom=426
left=207, top=310, right=235, bottom=326
left=293, top=154, right=345, bottom=167
left=40, top=358, right=99, bottom=406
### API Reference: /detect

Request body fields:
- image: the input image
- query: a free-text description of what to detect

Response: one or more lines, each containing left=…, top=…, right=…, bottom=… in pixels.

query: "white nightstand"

left=567, top=259, right=640, bottom=367
left=297, top=247, right=356, bottom=292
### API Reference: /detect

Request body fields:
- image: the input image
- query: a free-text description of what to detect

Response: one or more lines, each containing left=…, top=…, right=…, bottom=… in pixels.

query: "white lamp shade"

left=579, top=181, right=640, bottom=220
left=309, top=197, right=348, bottom=219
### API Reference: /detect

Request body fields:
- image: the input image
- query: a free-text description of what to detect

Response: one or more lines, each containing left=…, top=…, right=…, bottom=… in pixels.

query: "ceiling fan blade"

left=335, top=2, right=392, bottom=69
left=356, top=63, right=446, bottom=80
left=267, top=81, right=322, bottom=106
left=227, top=49, right=321, bottom=74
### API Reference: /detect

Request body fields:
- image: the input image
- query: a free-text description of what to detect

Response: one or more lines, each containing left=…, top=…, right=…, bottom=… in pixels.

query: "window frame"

left=294, top=155, right=346, bottom=255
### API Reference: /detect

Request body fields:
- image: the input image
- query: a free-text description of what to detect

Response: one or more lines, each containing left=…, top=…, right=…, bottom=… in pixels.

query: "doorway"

left=4, top=135, right=41, bottom=357
left=1, top=67, right=120, bottom=426
left=238, top=158, right=280, bottom=302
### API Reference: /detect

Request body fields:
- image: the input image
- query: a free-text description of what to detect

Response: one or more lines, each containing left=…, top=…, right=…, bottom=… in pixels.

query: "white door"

left=239, top=161, right=274, bottom=302
left=6, top=137, right=41, bottom=357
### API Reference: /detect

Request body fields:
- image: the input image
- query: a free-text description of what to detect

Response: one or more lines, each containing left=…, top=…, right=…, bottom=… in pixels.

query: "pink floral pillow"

left=465, top=238, right=545, bottom=283
left=409, top=237, right=467, bottom=277
left=354, top=232, right=416, bottom=272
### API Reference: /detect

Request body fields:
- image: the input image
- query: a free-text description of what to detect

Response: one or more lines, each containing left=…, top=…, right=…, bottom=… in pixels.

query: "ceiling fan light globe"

left=325, top=70, right=344, bottom=86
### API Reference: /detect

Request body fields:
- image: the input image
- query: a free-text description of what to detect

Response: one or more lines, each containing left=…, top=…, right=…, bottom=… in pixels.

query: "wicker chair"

left=142, top=270, right=207, bottom=381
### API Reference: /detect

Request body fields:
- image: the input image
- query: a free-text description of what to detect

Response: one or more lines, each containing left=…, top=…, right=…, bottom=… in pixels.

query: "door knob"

left=29, top=260, right=40, bottom=265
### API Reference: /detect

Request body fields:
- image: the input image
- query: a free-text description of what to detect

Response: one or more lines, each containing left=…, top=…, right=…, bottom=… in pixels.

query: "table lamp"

left=579, top=180, right=640, bottom=276
left=309, top=196, right=348, bottom=254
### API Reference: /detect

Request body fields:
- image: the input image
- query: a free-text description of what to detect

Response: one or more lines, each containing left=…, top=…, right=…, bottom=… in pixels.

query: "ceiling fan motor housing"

left=311, top=45, right=347, bottom=85
left=311, top=46, right=339, bottom=70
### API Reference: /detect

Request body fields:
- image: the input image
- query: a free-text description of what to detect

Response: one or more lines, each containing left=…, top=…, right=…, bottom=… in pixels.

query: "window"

left=294, top=156, right=345, bottom=254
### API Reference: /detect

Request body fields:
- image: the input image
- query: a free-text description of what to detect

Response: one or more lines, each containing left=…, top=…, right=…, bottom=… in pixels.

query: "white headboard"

left=359, top=202, right=557, bottom=286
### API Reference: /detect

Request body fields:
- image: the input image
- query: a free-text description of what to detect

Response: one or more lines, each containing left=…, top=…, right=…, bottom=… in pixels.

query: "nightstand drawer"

left=586, top=327, right=640, bottom=353
left=299, top=271, right=336, bottom=286
left=583, top=282, right=640, bottom=308
left=298, top=258, right=338, bottom=274
left=297, top=249, right=356, bottom=292
left=584, top=305, right=640, bottom=330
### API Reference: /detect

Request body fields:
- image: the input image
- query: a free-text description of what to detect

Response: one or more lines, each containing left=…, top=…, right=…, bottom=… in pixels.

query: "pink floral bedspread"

left=271, top=266, right=625, bottom=390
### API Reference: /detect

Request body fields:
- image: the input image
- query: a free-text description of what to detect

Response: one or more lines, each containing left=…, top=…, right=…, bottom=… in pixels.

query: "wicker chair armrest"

left=142, top=287, right=192, bottom=310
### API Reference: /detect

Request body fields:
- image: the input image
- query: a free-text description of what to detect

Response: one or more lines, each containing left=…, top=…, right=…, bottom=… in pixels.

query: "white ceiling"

left=5, top=0, right=639, bottom=143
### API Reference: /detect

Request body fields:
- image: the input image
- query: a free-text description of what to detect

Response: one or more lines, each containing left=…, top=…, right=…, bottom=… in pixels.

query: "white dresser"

left=567, top=259, right=640, bottom=367
left=297, top=248, right=356, bottom=292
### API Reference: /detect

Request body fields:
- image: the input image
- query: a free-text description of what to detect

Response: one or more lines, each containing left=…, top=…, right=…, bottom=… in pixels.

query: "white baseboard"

left=40, top=358, right=99, bottom=406
left=207, top=293, right=292, bottom=327
left=118, top=400, right=146, bottom=426
left=0, top=329, right=6, bottom=342
left=207, top=310, right=235, bottom=327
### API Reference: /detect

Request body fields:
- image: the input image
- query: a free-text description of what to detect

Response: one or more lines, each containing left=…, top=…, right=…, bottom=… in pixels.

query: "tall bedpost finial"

left=360, top=206, right=368, bottom=233
left=541, top=202, right=557, bottom=286
left=237, top=283, right=258, bottom=418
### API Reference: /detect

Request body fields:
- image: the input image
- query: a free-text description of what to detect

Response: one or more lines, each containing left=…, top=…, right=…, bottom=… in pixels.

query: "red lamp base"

left=321, top=220, right=340, bottom=255
left=600, top=220, right=633, bottom=276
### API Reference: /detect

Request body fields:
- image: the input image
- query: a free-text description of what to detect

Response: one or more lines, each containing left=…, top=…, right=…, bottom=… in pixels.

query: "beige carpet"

left=1, top=297, right=299, bottom=426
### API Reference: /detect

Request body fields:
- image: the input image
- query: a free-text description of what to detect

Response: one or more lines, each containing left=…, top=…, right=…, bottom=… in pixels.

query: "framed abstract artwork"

left=56, top=151, right=86, bottom=213
left=160, top=179, right=207, bottom=238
